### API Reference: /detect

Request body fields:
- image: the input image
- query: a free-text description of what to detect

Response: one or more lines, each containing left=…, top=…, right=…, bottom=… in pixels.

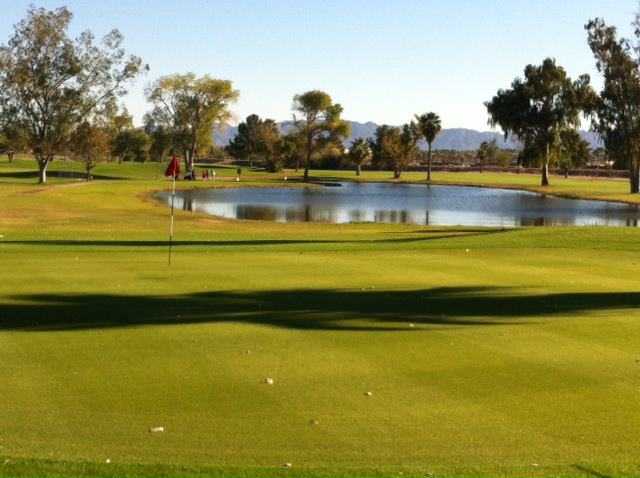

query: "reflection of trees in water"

left=283, top=206, right=337, bottom=223
left=349, top=210, right=365, bottom=222
left=235, top=205, right=279, bottom=221
left=167, top=187, right=640, bottom=227
left=519, top=215, right=640, bottom=227
left=280, top=206, right=319, bottom=222
left=520, top=217, right=548, bottom=227
left=284, top=208, right=302, bottom=222
left=373, top=210, right=411, bottom=224
left=182, top=198, right=195, bottom=211
left=519, top=216, right=591, bottom=226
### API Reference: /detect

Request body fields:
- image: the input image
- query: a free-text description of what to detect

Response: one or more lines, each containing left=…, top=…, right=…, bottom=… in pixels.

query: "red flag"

left=165, top=155, right=180, bottom=178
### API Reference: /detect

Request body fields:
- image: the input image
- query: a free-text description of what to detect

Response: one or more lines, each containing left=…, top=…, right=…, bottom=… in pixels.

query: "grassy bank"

left=1, top=158, right=639, bottom=477
left=1, top=155, right=639, bottom=204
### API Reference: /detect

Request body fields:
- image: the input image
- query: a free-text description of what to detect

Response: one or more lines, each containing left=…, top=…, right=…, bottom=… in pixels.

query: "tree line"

left=486, top=9, right=640, bottom=192
left=226, top=98, right=443, bottom=181
left=0, top=7, right=442, bottom=184
left=1, top=6, right=640, bottom=192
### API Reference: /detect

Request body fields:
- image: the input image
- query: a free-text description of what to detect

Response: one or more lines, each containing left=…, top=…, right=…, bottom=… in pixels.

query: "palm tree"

left=415, top=112, right=442, bottom=181
left=348, top=138, right=372, bottom=176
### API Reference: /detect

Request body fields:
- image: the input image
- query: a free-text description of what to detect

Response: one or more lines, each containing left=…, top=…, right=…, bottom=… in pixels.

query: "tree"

left=415, top=112, right=442, bottom=181
left=257, top=120, right=283, bottom=172
left=369, top=125, right=395, bottom=170
left=382, top=127, right=403, bottom=178
left=0, top=132, right=8, bottom=161
left=0, top=6, right=145, bottom=183
left=227, top=114, right=261, bottom=167
left=477, top=139, right=498, bottom=172
left=292, top=90, right=350, bottom=181
left=496, top=149, right=516, bottom=167
left=586, top=17, right=640, bottom=193
left=109, top=109, right=134, bottom=136
left=100, top=101, right=133, bottom=162
left=145, top=73, right=239, bottom=174
left=281, top=131, right=304, bottom=170
left=0, top=124, right=28, bottom=162
left=105, top=104, right=133, bottom=140
left=396, top=122, right=420, bottom=179
left=144, top=120, right=173, bottom=162
left=348, top=138, right=372, bottom=176
left=323, top=104, right=350, bottom=158
left=111, top=128, right=150, bottom=163
left=486, top=58, right=595, bottom=187
left=67, top=121, right=110, bottom=180
left=516, top=129, right=591, bottom=177
left=227, top=114, right=281, bottom=169
left=558, top=130, right=591, bottom=174
left=370, top=123, right=419, bottom=179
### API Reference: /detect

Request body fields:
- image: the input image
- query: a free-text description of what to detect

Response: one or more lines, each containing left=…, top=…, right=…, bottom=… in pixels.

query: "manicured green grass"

left=1, top=158, right=639, bottom=478
left=2, top=459, right=638, bottom=478
left=1, top=155, right=638, bottom=203
left=309, top=169, right=638, bottom=204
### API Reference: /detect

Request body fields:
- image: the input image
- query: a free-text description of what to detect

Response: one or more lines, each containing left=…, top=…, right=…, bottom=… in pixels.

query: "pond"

left=155, top=182, right=640, bottom=227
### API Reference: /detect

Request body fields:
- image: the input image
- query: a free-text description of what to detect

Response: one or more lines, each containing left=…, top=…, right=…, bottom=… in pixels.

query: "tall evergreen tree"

left=586, top=17, right=640, bottom=193
left=227, top=114, right=281, bottom=169
left=486, top=58, right=594, bottom=186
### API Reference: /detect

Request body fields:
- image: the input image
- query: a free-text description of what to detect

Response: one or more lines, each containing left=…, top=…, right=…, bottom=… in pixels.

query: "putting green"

left=0, top=158, right=639, bottom=478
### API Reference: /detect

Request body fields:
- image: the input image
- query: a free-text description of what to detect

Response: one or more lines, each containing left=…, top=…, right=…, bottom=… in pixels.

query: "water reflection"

left=156, top=182, right=640, bottom=227
left=182, top=198, right=195, bottom=211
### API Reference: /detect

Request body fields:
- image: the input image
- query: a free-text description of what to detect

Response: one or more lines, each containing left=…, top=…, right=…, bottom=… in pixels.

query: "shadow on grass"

left=0, top=170, right=122, bottom=180
left=573, top=465, right=613, bottom=478
left=1, top=229, right=512, bottom=249
left=3, top=239, right=339, bottom=247
left=2, top=286, right=639, bottom=332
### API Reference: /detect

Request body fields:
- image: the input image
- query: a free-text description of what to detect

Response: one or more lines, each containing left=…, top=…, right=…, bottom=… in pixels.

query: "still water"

left=156, top=182, right=640, bottom=227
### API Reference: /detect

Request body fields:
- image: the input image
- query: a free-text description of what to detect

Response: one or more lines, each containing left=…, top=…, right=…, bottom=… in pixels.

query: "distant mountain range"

left=214, top=120, right=602, bottom=151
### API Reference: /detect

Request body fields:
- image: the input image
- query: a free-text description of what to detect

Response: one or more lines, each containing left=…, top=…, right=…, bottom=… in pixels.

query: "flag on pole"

left=165, top=155, right=179, bottom=265
left=165, top=155, right=181, bottom=178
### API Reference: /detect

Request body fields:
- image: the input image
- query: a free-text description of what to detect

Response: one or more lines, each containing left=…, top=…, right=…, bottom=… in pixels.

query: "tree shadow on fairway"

left=572, top=465, right=613, bottom=478
left=1, top=286, right=639, bottom=332
left=0, top=170, right=122, bottom=181
left=3, top=239, right=342, bottom=247
left=1, top=229, right=513, bottom=249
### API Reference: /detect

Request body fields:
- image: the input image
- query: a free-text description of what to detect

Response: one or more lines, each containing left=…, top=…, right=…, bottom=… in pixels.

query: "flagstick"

left=168, top=173, right=176, bottom=266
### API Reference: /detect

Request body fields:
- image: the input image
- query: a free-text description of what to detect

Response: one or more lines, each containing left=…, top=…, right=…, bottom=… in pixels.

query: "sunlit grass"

left=0, top=158, right=639, bottom=478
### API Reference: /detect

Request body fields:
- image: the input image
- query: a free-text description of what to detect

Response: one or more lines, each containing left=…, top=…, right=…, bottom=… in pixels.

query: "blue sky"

left=1, top=1, right=636, bottom=130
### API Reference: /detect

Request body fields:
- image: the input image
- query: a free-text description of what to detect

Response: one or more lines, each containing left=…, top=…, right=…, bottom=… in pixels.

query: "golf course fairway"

left=1, top=159, right=639, bottom=478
